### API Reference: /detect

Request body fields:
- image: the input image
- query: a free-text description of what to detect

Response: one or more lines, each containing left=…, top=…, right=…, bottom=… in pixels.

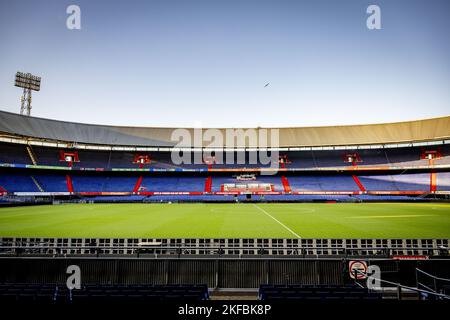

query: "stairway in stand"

left=280, top=162, right=291, bottom=193
left=204, top=176, right=212, bottom=193
left=26, top=145, right=38, bottom=165
left=350, top=160, right=366, bottom=192
left=30, top=176, right=44, bottom=192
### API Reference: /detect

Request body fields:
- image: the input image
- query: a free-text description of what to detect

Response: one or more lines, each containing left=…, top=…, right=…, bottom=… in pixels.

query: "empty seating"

left=0, top=143, right=31, bottom=165
left=34, top=174, right=68, bottom=192
left=108, top=151, right=137, bottom=168
left=359, top=174, right=429, bottom=191
left=72, top=150, right=111, bottom=168
left=140, top=176, right=205, bottom=192
left=0, top=283, right=58, bottom=302
left=2, top=142, right=450, bottom=170
left=0, top=172, right=443, bottom=194
left=0, top=172, right=40, bottom=192
left=71, top=284, right=209, bottom=302
left=71, top=175, right=138, bottom=192
left=32, top=146, right=62, bottom=166
left=389, top=173, right=430, bottom=191
left=358, top=175, right=398, bottom=191
left=0, top=283, right=209, bottom=302
left=437, top=172, right=450, bottom=191
left=385, top=148, right=428, bottom=167
left=288, top=175, right=359, bottom=191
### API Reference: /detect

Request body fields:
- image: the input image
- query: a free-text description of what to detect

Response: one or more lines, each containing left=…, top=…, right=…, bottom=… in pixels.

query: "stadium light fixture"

left=14, top=72, right=41, bottom=116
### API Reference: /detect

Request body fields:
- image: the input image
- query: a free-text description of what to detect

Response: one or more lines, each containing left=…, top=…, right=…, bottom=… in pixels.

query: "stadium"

left=1, top=0, right=450, bottom=313
left=0, top=111, right=449, bottom=303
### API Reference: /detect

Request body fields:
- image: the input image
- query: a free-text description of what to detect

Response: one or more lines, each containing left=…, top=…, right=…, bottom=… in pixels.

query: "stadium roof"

left=0, top=110, right=449, bottom=148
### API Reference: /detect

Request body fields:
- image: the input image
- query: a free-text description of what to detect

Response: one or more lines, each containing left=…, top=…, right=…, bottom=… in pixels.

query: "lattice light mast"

left=14, top=72, right=41, bottom=116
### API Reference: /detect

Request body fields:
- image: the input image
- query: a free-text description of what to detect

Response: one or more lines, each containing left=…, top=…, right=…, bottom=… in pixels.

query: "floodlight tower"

left=14, top=72, right=41, bottom=116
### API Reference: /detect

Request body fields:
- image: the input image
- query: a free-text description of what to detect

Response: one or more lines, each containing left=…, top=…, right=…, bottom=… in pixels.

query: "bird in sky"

left=264, top=83, right=270, bottom=88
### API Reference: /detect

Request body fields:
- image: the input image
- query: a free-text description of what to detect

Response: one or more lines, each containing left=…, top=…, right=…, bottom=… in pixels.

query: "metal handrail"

left=0, top=244, right=446, bottom=250
left=354, top=269, right=450, bottom=300
left=416, top=268, right=450, bottom=295
left=416, top=268, right=450, bottom=283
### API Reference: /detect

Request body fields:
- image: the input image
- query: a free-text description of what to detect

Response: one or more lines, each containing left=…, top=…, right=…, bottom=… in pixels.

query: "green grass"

left=0, top=203, right=449, bottom=238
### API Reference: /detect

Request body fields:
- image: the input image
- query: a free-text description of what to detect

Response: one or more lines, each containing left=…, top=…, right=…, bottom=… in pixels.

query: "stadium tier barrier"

left=0, top=237, right=448, bottom=257
left=0, top=193, right=442, bottom=203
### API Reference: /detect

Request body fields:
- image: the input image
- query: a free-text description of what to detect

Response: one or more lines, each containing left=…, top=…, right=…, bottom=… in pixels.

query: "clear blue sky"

left=0, top=0, right=449, bottom=127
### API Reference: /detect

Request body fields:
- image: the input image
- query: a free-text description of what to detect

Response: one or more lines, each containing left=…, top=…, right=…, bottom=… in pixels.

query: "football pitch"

left=0, top=203, right=449, bottom=239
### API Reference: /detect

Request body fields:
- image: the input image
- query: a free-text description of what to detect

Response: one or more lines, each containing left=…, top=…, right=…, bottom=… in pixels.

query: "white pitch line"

left=252, top=204, right=301, bottom=238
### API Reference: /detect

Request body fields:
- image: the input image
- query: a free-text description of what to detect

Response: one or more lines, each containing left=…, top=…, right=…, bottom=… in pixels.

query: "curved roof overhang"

left=0, top=110, right=449, bottom=149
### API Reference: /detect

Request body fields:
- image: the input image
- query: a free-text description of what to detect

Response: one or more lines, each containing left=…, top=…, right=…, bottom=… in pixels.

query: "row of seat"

left=2, top=172, right=447, bottom=193
left=0, top=283, right=209, bottom=302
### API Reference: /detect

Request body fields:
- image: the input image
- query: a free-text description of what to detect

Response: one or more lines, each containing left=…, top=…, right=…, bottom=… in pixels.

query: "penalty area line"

left=252, top=204, right=301, bottom=239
